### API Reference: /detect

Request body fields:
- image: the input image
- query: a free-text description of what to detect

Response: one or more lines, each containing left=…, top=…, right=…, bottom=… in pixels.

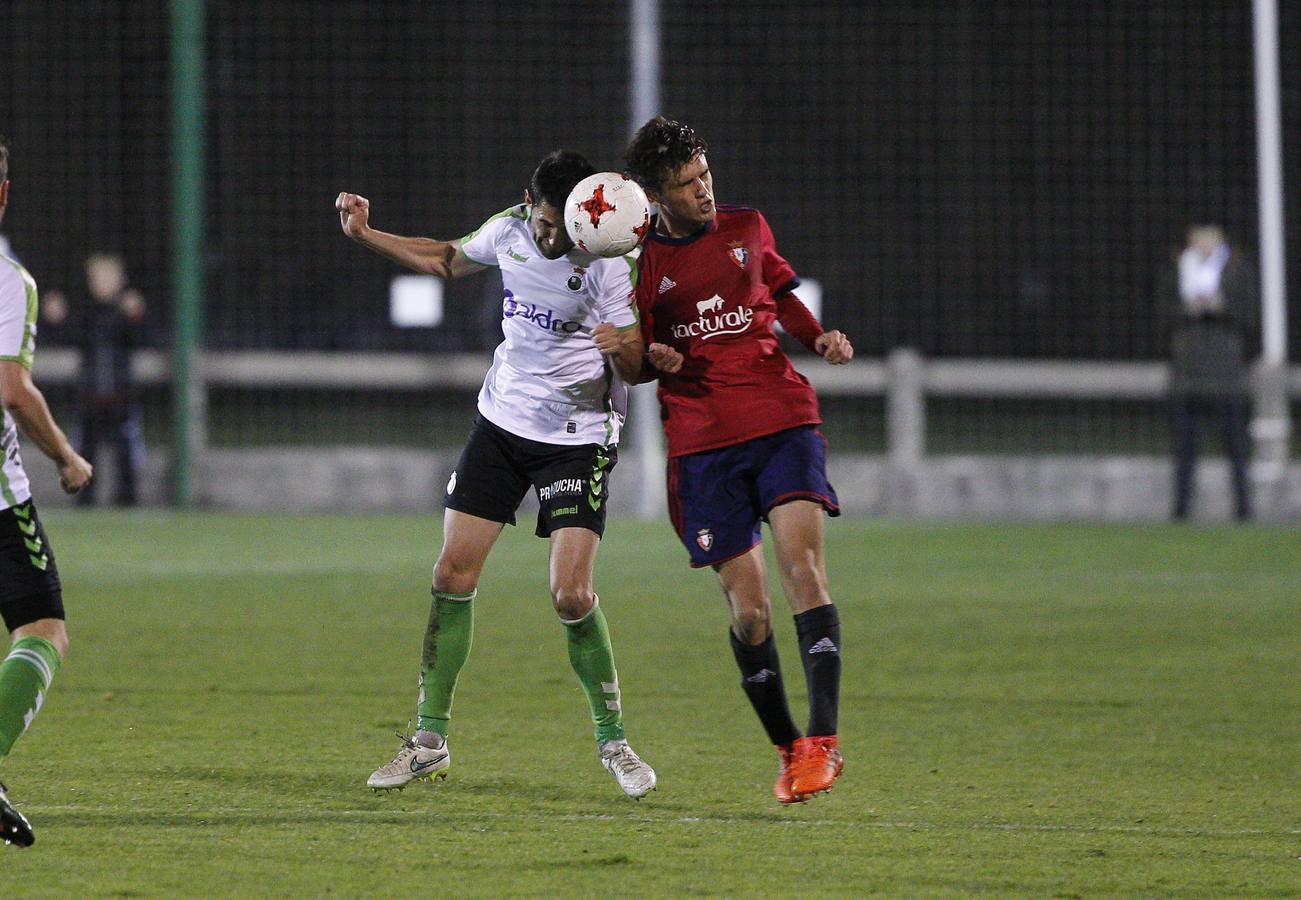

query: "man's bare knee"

left=552, top=586, right=595, bottom=622
left=432, top=557, right=479, bottom=595
left=781, top=559, right=827, bottom=603
left=728, top=601, right=771, bottom=644
left=13, top=618, right=69, bottom=658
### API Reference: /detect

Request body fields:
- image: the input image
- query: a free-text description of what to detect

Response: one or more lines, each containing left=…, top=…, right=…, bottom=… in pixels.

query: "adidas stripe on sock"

left=794, top=603, right=841, bottom=737
left=729, top=629, right=801, bottom=747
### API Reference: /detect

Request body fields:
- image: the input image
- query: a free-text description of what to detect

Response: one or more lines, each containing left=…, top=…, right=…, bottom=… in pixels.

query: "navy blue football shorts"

left=444, top=414, right=616, bottom=539
left=666, top=425, right=840, bottom=568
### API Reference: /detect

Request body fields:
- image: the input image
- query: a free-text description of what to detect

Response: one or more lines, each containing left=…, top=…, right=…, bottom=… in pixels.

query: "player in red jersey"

left=624, top=116, right=853, bottom=803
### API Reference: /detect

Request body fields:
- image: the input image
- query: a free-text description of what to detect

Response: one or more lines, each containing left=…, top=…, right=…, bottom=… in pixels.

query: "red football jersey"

left=635, top=205, right=824, bottom=458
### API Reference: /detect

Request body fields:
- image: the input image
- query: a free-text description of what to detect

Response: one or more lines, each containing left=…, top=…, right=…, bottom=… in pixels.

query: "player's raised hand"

left=58, top=452, right=93, bottom=495
left=336, top=192, right=371, bottom=239
left=646, top=342, right=684, bottom=374
left=815, top=330, right=853, bottom=365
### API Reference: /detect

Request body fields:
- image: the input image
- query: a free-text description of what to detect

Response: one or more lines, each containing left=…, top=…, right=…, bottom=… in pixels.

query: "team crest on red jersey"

left=696, top=528, right=714, bottom=551
left=727, top=241, right=749, bottom=269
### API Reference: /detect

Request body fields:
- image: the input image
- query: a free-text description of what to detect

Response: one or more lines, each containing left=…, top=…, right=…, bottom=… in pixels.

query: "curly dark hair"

left=624, top=116, right=708, bottom=194
left=529, top=149, right=595, bottom=209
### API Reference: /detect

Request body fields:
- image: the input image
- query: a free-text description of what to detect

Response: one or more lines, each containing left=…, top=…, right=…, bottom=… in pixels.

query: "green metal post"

left=170, top=0, right=205, bottom=506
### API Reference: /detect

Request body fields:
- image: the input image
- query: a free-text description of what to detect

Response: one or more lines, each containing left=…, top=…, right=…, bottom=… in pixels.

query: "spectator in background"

left=1161, top=225, right=1258, bottom=522
left=41, top=254, right=146, bottom=507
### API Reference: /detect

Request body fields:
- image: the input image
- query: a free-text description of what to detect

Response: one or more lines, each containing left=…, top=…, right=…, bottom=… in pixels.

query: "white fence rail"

left=33, top=346, right=1300, bottom=449
left=38, top=348, right=1298, bottom=392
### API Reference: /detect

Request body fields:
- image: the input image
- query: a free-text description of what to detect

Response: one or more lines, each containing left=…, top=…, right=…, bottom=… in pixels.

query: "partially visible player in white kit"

left=335, top=150, right=656, bottom=798
left=0, top=135, right=94, bottom=848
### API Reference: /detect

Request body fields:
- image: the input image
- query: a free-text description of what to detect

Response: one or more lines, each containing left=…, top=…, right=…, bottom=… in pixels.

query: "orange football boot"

left=773, top=743, right=803, bottom=804
left=788, top=735, right=843, bottom=798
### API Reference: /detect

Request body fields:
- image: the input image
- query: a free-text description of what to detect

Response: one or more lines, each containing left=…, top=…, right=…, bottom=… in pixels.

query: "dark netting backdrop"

left=1, top=3, right=170, bottom=443
left=2, top=1, right=1298, bottom=455
left=200, top=1, right=632, bottom=445
left=657, top=0, right=1299, bottom=454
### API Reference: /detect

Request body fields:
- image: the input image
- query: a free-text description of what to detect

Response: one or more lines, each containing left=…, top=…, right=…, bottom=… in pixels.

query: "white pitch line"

left=21, top=805, right=1296, bottom=839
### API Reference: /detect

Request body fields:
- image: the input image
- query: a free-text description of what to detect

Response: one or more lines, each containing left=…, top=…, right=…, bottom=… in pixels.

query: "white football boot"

left=599, top=740, right=657, bottom=799
left=367, top=732, right=450, bottom=791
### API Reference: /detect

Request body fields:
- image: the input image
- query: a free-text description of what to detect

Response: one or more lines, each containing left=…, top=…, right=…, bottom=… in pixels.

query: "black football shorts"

left=444, top=414, right=616, bottom=538
left=0, top=500, right=65, bottom=631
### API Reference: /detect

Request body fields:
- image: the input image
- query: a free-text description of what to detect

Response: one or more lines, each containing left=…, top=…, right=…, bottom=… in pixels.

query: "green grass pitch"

left=3, top=512, right=1297, bottom=896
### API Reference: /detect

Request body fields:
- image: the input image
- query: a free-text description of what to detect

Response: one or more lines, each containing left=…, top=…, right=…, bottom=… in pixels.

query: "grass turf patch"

left=3, top=513, right=1297, bottom=896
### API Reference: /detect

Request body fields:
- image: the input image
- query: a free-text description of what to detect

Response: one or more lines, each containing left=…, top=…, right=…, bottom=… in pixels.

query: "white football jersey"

left=0, top=254, right=38, bottom=510
left=458, top=205, right=639, bottom=446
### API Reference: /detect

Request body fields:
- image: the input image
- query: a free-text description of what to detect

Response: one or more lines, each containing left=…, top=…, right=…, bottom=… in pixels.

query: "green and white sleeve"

left=0, top=259, right=38, bottom=369
left=458, top=204, right=529, bottom=267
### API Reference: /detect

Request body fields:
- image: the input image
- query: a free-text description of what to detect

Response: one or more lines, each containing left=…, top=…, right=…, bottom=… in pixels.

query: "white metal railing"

left=34, top=347, right=1301, bottom=395
left=33, top=346, right=1299, bottom=459
left=33, top=347, right=1301, bottom=398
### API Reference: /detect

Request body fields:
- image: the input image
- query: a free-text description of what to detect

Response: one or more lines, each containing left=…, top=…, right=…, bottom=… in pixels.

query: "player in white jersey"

left=335, top=150, right=655, bottom=798
left=0, top=137, right=94, bottom=848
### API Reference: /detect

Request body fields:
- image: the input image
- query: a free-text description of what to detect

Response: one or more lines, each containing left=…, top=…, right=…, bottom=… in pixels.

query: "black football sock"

left=729, top=629, right=801, bottom=747
left=795, top=603, right=842, bottom=737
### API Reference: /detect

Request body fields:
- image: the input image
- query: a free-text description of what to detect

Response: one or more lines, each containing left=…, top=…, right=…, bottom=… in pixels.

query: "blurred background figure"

left=1163, top=225, right=1258, bottom=522
left=41, top=254, right=147, bottom=507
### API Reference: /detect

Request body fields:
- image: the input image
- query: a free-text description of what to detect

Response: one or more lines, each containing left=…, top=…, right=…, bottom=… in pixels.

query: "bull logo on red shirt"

left=579, top=184, right=616, bottom=226
left=728, top=241, right=749, bottom=268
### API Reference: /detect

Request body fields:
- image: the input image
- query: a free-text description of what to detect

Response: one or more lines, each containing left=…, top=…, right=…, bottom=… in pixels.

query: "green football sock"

left=0, top=636, right=61, bottom=764
left=563, top=599, right=625, bottom=744
left=416, top=589, right=475, bottom=738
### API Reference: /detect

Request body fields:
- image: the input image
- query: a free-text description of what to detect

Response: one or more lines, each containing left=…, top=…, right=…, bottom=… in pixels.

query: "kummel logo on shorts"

left=503, top=290, right=583, bottom=335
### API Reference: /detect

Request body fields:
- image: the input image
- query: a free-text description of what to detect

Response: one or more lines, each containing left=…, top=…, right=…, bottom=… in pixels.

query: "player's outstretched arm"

left=335, top=191, right=485, bottom=280
left=814, top=330, right=853, bottom=365
left=0, top=361, right=93, bottom=494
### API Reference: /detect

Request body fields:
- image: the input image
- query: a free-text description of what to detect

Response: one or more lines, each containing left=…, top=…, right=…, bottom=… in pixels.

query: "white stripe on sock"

left=6, top=648, right=54, bottom=690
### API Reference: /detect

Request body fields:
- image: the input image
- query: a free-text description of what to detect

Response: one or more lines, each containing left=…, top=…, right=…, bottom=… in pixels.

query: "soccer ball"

left=565, top=172, right=651, bottom=258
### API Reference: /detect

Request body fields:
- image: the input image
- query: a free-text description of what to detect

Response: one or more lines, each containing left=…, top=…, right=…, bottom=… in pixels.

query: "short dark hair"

left=624, top=116, right=708, bottom=193
left=0, top=135, right=9, bottom=182
left=529, top=150, right=594, bottom=209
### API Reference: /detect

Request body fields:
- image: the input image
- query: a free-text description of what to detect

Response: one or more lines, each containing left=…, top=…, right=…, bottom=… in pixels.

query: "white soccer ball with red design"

left=564, top=172, right=651, bottom=258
